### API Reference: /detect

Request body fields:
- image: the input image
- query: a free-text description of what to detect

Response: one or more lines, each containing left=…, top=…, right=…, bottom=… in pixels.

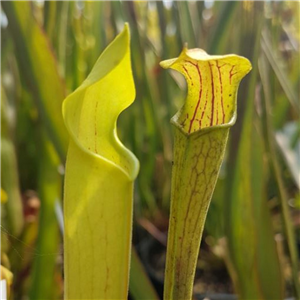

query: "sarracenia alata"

left=62, top=24, right=139, bottom=299
left=160, top=47, right=252, bottom=300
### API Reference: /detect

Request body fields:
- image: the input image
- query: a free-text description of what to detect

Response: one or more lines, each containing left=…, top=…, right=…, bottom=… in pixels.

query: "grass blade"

left=259, top=52, right=300, bottom=299
left=1, top=89, right=24, bottom=237
left=129, top=248, right=159, bottom=300
left=29, top=135, right=61, bottom=300
left=261, top=29, right=299, bottom=117
left=2, top=1, right=68, bottom=160
left=225, top=9, right=284, bottom=297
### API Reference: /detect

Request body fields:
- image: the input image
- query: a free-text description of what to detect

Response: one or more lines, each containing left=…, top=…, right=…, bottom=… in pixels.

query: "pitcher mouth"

left=160, top=47, right=252, bottom=136
left=62, top=24, right=139, bottom=182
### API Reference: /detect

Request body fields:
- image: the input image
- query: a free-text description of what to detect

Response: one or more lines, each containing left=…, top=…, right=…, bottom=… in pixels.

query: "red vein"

left=185, top=61, right=203, bottom=133
left=208, top=62, right=215, bottom=126
left=217, top=63, right=227, bottom=68
left=104, top=222, right=109, bottom=298
left=229, top=65, right=237, bottom=84
left=216, top=61, right=225, bottom=123
left=178, top=142, right=205, bottom=293
left=200, top=91, right=209, bottom=128
left=183, top=66, right=193, bottom=86
left=94, top=101, right=98, bottom=153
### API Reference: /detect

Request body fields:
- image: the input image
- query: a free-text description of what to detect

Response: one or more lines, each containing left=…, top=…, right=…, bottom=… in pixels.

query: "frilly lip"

left=62, top=24, right=139, bottom=182
left=160, top=46, right=252, bottom=137
left=160, top=46, right=251, bottom=72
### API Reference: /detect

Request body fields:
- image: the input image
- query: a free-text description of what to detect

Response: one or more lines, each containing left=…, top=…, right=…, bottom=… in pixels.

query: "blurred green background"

left=1, top=1, right=299, bottom=299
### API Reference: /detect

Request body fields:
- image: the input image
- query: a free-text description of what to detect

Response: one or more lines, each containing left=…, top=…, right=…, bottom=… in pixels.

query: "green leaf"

left=160, top=47, right=251, bottom=300
left=2, top=1, right=68, bottom=160
left=207, top=1, right=239, bottom=54
left=1, top=89, right=24, bottom=237
left=276, top=122, right=300, bottom=189
left=259, top=52, right=300, bottom=299
left=29, top=135, right=61, bottom=300
left=225, top=26, right=284, bottom=299
left=261, top=30, right=299, bottom=117
left=129, top=248, right=159, bottom=300
left=63, top=24, right=139, bottom=299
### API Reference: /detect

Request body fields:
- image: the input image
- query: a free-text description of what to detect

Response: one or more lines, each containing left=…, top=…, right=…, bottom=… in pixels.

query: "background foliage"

left=1, top=1, right=299, bottom=299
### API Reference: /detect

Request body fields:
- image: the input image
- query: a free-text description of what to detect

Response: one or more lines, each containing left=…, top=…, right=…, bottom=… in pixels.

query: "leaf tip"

left=159, top=58, right=177, bottom=69
left=238, top=56, right=252, bottom=77
left=123, top=22, right=130, bottom=41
